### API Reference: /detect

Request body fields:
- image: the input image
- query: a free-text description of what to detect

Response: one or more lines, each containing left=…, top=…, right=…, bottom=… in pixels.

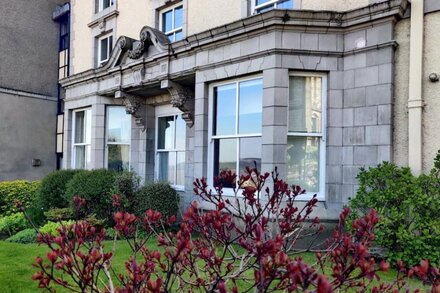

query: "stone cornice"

left=60, top=0, right=408, bottom=88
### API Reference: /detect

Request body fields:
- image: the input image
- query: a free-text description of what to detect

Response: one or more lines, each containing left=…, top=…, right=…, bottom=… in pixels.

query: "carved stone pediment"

left=98, top=26, right=170, bottom=70
left=161, top=80, right=194, bottom=128
left=115, top=90, right=146, bottom=131
left=128, top=26, right=170, bottom=59
left=99, top=36, right=136, bottom=71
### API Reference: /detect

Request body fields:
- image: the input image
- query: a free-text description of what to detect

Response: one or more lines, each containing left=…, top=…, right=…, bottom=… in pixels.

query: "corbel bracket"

left=161, top=80, right=194, bottom=127
left=115, top=90, right=146, bottom=131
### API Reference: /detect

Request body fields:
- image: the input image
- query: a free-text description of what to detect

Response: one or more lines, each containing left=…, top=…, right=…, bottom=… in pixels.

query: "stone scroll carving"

left=115, top=90, right=146, bottom=131
left=161, top=80, right=194, bottom=128
left=98, top=36, right=135, bottom=71
left=128, top=27, right=170, bottom=59
left=96, top=27, right=169, bottom=71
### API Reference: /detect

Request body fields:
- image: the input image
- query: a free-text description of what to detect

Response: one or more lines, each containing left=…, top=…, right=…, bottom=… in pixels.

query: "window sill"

left=171, top=185, right=185, bottom=192
left=210, top=186, right=324, bottom=201
left=88, top=6, right=119, bottom=28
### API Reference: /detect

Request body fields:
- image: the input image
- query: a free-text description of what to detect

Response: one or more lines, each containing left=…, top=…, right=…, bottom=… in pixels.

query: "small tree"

left=22, top=167, right=439, bottom=292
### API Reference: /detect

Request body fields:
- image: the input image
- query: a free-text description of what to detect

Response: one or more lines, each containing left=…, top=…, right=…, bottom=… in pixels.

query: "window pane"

left=108, top=145, right=130, bottom=172
left=86, top=110, right=92, bottom=144
left=100, top=38, right=108, bottom=61
left=174, top=6, right=183, bottom=28
left=238, top=79, right=262, bottom=134
left=59, top=67, right=66, bottom=79
left=175, top=115, right=186, bottom=149
left=75, top=145, right=85, bottom=169
left=103, top=0, right=110, bottom=9
left=158, top=116, right=175, bottom=149
left=289, top=76, right=322, bottom=133
left=175, top=30, right=183, bottom=41
left=167, top=33, right=175, bottom=42
left=214, top=83, right=236, bottom=136
left=162, top=10, right=173, bottom=32
left=158, top=152, right=176, bottom=184
left=59, top=50, right=66, bottom=67
left=287, top=136, right=320, bottom=193
left=176, top=151, right=185, bottom=186
left=256, top=0, right=271, bottom=5
left=60, top=21, right=69, bottom=36
left=214, top=139, right=237, bottom=176
left=75, top=145, right=90, bottom=169
left=108, top=36, right=113, bottom=55
left=277, top=0, right=294, bottom=9
left=56, top=134, right=63, bottom=153
left=239, top=137, right=261, bottom=174
left=74, top=111, right=85, bottom=143
left=57, top=114, right=64, bottom=134
left=107, top=107, right=131, bottom=143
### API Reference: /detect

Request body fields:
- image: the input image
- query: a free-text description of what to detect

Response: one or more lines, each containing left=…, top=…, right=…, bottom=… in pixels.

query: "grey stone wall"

left=0, top=0, right=64, bottom=97
left=0, top=91, right=57, bottom=180
left=0, top=0, right=64, bottom=181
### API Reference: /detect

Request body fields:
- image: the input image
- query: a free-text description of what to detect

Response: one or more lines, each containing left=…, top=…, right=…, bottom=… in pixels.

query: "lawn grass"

left=0, top=240, right=426, bottom=292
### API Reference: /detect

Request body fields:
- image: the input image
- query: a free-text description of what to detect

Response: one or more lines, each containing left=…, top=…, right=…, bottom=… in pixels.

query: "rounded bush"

left=0, top=213, right=29, bottom=237
left=134, top=182, right=179, bottom=218
left=39, top=220, right=75, bottom=236
left=0, top=180, right=40, bottom=215
left=348, top=159, right=440, bottom=267
left=113, top=171, right=140, bottom=212
left=64, top=169, right=116, bottom=223
left=6, top=228, right=37, bottom=244
left=44, top=208, right=74, bottom=221
left=37, top=170, right=84, bottom=210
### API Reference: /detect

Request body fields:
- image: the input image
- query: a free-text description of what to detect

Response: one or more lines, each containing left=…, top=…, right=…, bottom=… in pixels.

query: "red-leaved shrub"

left=20, top=168, right=439, bottom=292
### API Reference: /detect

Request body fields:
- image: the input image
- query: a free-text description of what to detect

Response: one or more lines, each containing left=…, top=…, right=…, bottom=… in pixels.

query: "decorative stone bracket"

left=161, top=80, right=194, bottom=127
left=115, top=90, right=146, bottom=131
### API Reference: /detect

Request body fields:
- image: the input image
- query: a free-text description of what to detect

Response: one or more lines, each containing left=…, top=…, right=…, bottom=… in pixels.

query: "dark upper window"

left=98, top=34, right=113, bottom=66
left=98, top=0, right=114, bottom=12
left=58, top=15, right=70, bottom=79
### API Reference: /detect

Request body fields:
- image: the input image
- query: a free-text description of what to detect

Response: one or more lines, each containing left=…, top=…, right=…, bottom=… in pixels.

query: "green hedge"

left=6, top=228, right=37, bottom=244
left=44, top=208, right=74, bottom=221
left=37, top=170, right=84, bottom=211
left=65, top=169, right=116, bottom=223
left=39, top=220, right=75, bottom=236
left=348, top=154, right=440, bottom=267
left=134, top=182, right=179, bottom=218
left=0, top=213, right=29, bottom=237
left=113, top=171, right=141, bottom=212
left=0, top=180, right=40, bottom=215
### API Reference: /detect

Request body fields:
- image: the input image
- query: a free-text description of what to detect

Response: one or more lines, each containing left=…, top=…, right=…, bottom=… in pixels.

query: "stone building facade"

left=59, top=0, right=440, bottom=220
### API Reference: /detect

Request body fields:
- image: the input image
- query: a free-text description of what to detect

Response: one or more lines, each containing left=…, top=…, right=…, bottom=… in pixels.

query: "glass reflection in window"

left=157, top=114, right=186, bottom=187
left=106, top=107, right=131, bottom=171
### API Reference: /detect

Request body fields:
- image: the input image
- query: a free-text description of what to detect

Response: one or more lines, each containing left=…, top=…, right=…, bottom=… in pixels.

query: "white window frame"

left=155, top=105, right=186, bottom=191
left=105, top=106, right=131, bottom=172
left=72, top=108, right=92, bottom=170
left=287, top=72, right=327, bottom=201
left=97, top=34, right=113, bottom=66
left=159, top=2, right=183, bottom=42
left=207, top=75, right=263, bottom=195
left=252, top=0, right=295, bottom=14
left=98, top=0, right=114, bottom=12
